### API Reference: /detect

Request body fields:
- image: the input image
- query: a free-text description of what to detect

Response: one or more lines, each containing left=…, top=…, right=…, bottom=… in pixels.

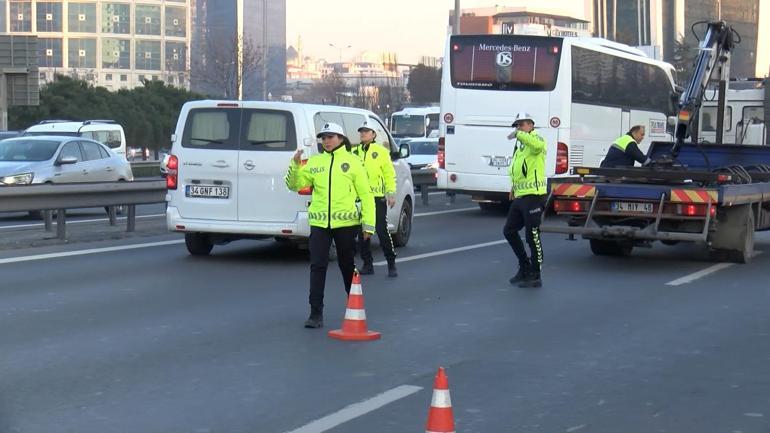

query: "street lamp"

left=329, top=43, right=352, bottom=65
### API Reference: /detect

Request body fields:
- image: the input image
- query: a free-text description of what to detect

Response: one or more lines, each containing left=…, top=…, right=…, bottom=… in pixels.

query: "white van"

left=24, top=120, right=128, bottom=160
left=166, top=101, right=415, bottom=255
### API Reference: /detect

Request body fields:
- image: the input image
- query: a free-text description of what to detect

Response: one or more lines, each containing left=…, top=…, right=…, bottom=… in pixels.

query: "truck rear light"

left=553, top=199, right=587, bottom=213
left=438, top=136, right=445, bottom=169
left=166, top=155, right=178, bottom=190
left=555, top=142, right=568, bottom=174
left=675, top=203, right=716, bottom=217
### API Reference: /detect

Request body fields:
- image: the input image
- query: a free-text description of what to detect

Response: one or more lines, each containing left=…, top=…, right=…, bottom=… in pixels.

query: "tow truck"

left=541, top=21, right=770, bottom=263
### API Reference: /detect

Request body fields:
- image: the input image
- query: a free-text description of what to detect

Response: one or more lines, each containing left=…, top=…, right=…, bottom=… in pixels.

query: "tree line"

left=9, top=75, right=205, bottom=152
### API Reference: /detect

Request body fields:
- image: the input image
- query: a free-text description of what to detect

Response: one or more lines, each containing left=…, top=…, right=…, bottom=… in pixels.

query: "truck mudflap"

left=540, top=190, right=714, bottom=243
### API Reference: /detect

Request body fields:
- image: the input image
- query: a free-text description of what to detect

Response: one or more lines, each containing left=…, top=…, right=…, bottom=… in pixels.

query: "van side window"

left=182, top=109, right=238, bottom=150
left=240, top=110, right=296, bottom=152
left=340, top=113, right=365, bottom=143
left=367, top=116, right=394, bottom=151
left=105, top=131, right=122, bottom=148
left=314, top=112, right=344, bottom=135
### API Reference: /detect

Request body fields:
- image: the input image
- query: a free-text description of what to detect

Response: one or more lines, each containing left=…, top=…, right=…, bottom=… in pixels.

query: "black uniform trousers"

left=358, top=197, right=396, bottom=264
left=308, top=225, right=359, bottom=310
left=503, top=194, right=546, bottom=273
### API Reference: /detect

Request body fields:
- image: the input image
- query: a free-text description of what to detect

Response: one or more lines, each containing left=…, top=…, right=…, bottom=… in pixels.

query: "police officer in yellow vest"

left=504, top=112, right=547, bottom=288
left=352, top=121, right=399, bottom=277
left=600, top=125, right=651, bottom=168
left=285, top=123, right=375, bottom=328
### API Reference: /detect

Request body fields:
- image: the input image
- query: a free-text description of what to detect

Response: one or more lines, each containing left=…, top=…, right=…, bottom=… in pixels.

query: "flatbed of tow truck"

left=542, top=142, right=770, bottom=263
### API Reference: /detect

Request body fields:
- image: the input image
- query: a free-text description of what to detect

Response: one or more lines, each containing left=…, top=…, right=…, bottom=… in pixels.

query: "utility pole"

left=454, top=0, right=461, bottom=34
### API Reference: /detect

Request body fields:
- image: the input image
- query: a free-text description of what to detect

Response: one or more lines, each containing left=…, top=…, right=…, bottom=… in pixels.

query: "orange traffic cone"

left=328, top=272, right=381, bottom=341
left=426, top=367, right=455, bottom=433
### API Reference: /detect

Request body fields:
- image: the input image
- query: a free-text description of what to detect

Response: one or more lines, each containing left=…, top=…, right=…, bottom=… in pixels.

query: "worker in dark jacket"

left=600, top=125, right=652, bottom=168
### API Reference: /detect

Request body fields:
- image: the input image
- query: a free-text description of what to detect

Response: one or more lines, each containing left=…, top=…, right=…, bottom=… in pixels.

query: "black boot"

left=304, top=307, right=323, bottom=328
left=518, top=271, right=542, bottom=288
left=359, top=262, right=374, bottom=275
left=509, top=261, right=530, bottom=285
left=387, top=260, right=398, bottom=278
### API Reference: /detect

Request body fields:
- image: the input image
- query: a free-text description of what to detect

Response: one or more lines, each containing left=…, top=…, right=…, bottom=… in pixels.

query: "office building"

left=449, top=5, right=591, bottom=37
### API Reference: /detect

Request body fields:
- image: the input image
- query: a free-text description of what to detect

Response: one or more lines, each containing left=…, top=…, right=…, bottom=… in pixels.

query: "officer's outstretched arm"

left=516, top=131, right=546, bottom=154
left=284, top=158, right=313, bottom=192
left=352, top=160, right=376, bottom=234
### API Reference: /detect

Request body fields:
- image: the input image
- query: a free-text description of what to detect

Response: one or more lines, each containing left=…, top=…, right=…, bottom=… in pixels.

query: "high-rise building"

left=590, top=0, right=761, bottom=77
left=190, top=0, right=285, bottom=100
left=449, top=5, right=591, bottom=37
left=0, top=0, right=191, bottom=90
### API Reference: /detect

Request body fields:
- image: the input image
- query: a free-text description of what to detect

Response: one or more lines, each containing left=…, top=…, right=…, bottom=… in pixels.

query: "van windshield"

left=182, top=108, right=297, bottom=151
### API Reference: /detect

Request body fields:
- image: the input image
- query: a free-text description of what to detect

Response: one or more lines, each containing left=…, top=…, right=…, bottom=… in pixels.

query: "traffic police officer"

left=285, top=123, right=375, bottom=328
left=600, top=125, right=651, bottom=167
left=352, top=121, right=398, bottom=277
left=504, top=112, right=547, bottom=288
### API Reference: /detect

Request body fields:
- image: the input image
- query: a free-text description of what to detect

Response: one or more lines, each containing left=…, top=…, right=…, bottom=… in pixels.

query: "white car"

left=166, top=101, right=415, bottom=256
left=23, top=120, right=128, bottom=161
left=404, top=138, right=439, bottom=170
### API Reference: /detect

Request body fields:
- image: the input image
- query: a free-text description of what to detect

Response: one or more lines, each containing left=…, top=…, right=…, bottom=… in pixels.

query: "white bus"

left=437, top=34, right=677, bottom=206
left=390, top=106, right=440, bottom=143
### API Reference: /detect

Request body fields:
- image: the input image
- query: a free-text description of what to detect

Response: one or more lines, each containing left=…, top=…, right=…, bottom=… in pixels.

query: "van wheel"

left=392, top=198, right=412, bottom=247
left=590, top=239, right=633, bottom=257
left=185, top=233, right=213, bottom=256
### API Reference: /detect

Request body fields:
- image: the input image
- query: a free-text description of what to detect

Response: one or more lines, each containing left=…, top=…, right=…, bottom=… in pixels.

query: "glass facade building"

left=0, top=0, right=191, bottom=90
left=191, top=0, right=286, bottom=99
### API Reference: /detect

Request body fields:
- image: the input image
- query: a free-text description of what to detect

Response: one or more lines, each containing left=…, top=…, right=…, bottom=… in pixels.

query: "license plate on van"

left=489, top=156, right=509, bottom=167
left=186, top=185, right=230, bottom=199
left=611, top=202, right=653, bottom=213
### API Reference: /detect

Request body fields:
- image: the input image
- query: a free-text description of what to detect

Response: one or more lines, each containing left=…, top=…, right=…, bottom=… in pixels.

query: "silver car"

left=0, top=136, right=133, bottom=185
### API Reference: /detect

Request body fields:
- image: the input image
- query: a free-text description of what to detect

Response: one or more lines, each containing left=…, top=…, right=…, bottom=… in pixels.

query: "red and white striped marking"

left=426, top=367, right=455, bottom=433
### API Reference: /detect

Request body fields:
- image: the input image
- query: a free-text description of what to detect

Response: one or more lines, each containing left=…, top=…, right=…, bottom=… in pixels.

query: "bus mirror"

left=667, top=116, right=677, bottom=127
left=425, top=117, right=431, bottom=127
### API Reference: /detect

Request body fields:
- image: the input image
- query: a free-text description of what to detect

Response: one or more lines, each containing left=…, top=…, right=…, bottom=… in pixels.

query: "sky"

left=286, top=0, right=768, bottom=76
left=285, top=0, right=587, bottom=64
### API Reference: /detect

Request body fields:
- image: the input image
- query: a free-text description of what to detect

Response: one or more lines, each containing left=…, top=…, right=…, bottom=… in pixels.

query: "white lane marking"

left=283, top=385, right=422, bottom=433
left=666, top=251, right=763, bottom=286
left=414, top=207, right=476, bottom=217
left=0, top=213, right=166, bottom=230
left=0, top=239, right=184, bottom=265
left=375, top=240, right=507, bottom=266
left=427, top=191, right=446, bottom=196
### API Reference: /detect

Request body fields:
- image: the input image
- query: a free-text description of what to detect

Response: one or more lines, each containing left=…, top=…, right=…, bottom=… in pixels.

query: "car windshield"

left=409, top=140, right=438, bottom=155
left=0, top=139, right=62, bottom=161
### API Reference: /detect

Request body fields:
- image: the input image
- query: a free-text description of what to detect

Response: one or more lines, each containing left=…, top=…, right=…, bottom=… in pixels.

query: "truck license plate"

left=612, top=202, right=653, bottom=213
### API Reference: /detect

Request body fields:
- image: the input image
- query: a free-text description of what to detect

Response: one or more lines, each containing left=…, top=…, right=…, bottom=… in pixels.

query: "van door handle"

left=212, top=161, right=230, bottom=168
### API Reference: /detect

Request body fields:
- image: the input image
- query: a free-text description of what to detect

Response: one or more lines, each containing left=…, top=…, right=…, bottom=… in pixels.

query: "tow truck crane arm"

left=671, top=21, right=736, bottom=157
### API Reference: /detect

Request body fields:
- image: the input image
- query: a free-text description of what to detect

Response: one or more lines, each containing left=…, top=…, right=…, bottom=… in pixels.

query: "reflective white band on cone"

left=430, top=390, right=452, bottom=408
left=350, top=283, right=362, bottom=295
left=344, top=308, right=366, bottom=321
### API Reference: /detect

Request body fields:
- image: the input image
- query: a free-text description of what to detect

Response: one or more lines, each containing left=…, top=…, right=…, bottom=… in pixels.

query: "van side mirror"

left=399, top=143, right=410, bottom=159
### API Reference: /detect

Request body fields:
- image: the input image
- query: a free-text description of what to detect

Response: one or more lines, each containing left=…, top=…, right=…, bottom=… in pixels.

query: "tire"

left=392, top=198, right=413, bottom=247
left=185, top=233, right=213, bottom=256
left=589, top=239, right=633, bottom=257
left=710, top=211, right=754, bottom=264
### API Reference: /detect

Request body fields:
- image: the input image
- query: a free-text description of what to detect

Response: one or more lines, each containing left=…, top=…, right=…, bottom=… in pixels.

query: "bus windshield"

left=450, top=35, right=563, bottom=91
left=391, top=115, right=426, bottom=138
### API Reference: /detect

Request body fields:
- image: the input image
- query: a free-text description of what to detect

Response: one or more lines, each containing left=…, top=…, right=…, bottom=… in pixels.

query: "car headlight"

left=0, top=173, right=34, bottom=185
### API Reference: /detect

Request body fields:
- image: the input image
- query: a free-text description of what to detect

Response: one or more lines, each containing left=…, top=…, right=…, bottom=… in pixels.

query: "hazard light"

left=553, top=199, right=588, bottom=213
left=166, top=155, right=178, bottom=190
left=555, top=142, right=568, bottom=174
left=438, top=136, right=446, bottom=169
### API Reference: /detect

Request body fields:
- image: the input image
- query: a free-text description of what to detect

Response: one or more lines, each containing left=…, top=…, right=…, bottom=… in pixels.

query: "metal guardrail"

left=410, top=168, right=454, bottom=206
left=129, top=161, right=161, bottom=178
left=0, top=180, right=167, bottom=239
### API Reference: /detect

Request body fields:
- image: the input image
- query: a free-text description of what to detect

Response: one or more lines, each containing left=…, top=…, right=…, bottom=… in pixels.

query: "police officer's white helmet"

left=316, top=122, right=347, bottom=140
left=512, top=112, right=535, bottom=127
left=357, top=121, right=377, bottom=134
